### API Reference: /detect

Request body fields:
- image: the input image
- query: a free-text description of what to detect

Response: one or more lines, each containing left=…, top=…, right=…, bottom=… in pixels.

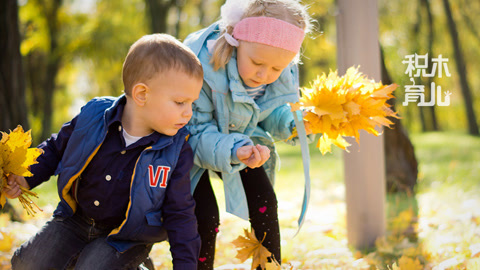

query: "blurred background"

left=2, top=0, right=479, bottom=141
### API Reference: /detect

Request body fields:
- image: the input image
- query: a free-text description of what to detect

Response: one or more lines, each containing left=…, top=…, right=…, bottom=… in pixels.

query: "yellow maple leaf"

left=265, top=261, right=281, bottom=270
left=397, top=255, right=423, bottom=270
left=232, top=228, right=275, bottom=270
left=1, top=125, right=43, bottom=215
left=0, top=231, right=14, bottom=252
left=289, top=66, right=399, bottom=154
left=1, top=126, right=42, bottom=177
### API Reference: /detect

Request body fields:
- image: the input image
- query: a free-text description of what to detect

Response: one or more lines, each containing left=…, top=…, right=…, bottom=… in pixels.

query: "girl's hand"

left=301, top=110, right=313, bottom=135
left=236, top=144, right=271, bottom=169
left=304, top=120, right=313, bottom=135
left=3, top=174, right=30, bottom=199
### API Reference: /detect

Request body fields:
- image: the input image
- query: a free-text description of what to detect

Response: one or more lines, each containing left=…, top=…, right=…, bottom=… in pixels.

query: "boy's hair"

left=122, top=34, right=203, bottom=95
left=211, top=0, right=312, bottom=71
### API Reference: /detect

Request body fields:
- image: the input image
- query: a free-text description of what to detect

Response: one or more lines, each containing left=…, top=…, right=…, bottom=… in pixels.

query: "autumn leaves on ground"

left=0, top=132, right=479, bottom=269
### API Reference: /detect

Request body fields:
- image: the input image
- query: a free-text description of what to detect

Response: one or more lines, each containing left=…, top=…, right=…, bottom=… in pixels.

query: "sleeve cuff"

left=230, top=140, right=253, bottom=164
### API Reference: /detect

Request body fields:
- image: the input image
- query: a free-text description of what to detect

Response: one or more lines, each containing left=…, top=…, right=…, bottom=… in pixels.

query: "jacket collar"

left=103, top=95, right=187, bottom=150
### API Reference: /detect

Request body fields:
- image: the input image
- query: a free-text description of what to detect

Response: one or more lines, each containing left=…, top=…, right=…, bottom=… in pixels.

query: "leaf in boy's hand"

left=232, top=228, right=275, bottom=270
left=0, top=125, right=43, bottom=215
left=1, top=126, right=42, bottom=177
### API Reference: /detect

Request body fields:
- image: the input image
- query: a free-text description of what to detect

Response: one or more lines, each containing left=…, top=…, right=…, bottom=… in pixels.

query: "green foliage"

left=18, top=0, right=480, bottom=135
left=379, top=0, right=480, bottom=133
left=412, top=131, right=480, bottom=193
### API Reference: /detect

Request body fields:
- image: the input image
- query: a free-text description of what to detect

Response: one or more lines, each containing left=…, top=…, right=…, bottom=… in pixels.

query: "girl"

left=184, top=0, right=312, bottom=268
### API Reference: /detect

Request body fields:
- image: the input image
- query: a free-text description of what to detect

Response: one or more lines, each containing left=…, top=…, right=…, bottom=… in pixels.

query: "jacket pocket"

left=136, top=210, right=168, bottom=243
left=228, top=110, right=251, bottom=133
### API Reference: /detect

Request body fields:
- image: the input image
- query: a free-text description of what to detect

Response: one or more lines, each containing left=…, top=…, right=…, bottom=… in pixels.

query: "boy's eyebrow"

left=173, top=94, right=196, bottom=100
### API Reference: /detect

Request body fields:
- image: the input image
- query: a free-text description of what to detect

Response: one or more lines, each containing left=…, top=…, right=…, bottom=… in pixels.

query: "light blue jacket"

left=184, top=22, right=302, bottom=220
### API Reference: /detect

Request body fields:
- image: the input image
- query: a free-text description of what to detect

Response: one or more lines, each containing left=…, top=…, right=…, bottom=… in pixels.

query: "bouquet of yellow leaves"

left=0, top=125, right=43, bottom=215
left=290, top=66, right=398, bottom=154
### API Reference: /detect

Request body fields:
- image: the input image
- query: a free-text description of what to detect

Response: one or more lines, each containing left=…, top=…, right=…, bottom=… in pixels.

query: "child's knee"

left=11, top=245, right=68, bottom=270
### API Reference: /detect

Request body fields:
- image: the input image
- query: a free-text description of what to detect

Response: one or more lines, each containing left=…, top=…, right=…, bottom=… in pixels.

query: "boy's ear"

left=131, top=83, right=148, bottom=106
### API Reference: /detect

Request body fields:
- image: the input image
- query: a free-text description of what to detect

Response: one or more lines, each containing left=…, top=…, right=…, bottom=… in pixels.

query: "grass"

left=4, top=131, right=480, bottom=269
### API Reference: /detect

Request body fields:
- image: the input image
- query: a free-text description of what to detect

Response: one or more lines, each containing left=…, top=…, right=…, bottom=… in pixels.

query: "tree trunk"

left=0, top=0, right=27, bottom=219
left=0, top=0, right=29, bottom=131
left=411, top=3, right=428, bottom=132
left=145, top=0, right=176, bottom=34
left=421, top=0, right=440, bottom=131
left=174, top=0, right=184, bottom=38
left=442, top=0, right=479, bottom=135
left=37, top=0, right=62, bottom=141
left=459, top=0, right=480, bottom=45
left=381, top=47, right=419, bottom=194
left=199, top=0, right=207, bottom=27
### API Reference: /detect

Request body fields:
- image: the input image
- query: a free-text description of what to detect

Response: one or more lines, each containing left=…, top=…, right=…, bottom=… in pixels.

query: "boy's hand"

left=3, top=174, right=30, bottom=199
left=236, top=144, right=270, bottom=169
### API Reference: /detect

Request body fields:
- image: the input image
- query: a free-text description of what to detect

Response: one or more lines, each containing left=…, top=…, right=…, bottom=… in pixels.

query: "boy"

left=5, top=33, right=203, bottom=270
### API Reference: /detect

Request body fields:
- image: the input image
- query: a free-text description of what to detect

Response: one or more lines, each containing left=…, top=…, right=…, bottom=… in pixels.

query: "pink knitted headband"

left=231, top=17, right=305, bottom=53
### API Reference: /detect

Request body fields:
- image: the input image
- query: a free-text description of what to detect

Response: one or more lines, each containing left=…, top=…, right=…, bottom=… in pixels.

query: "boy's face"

left=142, top=69, right=202, bottom=136
left=236, top=41, right=296, bottom=88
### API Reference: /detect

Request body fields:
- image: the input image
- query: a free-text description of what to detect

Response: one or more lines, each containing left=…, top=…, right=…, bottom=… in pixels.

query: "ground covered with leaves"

left=0, top=132, right=479, bottom=269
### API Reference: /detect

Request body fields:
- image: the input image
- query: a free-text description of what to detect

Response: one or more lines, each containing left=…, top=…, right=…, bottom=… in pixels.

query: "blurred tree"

left=298, top=0, right=336, bottom=87
left=381, top=47, right=418, bottom=193
left=419, top=0, right=440, bottom=131
left=411, top=1, right=428, bottom=132
left=40, top=0, right=62, bottom=141
left=0, top=0, right=29, bottom=131
left=442, top=0, right=479, bottom=135
left=458, top=0, right=480, bottom=45
left=20, top=0, right=64, bottom=142
left=72, top=0, right=148, bottom=98
left=145, top=0, right=178, bottom=34
left=0, top=0, right=27, bottom=221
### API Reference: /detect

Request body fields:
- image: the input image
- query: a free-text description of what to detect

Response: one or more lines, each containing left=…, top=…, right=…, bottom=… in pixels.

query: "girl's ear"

left=131, top=83, right=148, bottom=106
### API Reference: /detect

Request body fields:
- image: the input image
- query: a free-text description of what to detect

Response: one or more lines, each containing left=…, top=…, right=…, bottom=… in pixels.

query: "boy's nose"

left=183, top=106, right=193, bottom=118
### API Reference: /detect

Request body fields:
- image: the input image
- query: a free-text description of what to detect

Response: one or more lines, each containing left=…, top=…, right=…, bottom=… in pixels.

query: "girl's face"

left=236, top=41, right=297, bottom=88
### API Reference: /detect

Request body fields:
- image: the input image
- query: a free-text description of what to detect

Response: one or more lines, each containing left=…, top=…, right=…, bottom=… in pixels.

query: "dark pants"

left=194, top=167, right=280, bottom=270
left=11, top=212, right=152, bottom=270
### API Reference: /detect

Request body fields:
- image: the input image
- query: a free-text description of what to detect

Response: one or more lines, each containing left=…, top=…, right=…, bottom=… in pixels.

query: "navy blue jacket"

left=27, top=96, right=200, bottom=269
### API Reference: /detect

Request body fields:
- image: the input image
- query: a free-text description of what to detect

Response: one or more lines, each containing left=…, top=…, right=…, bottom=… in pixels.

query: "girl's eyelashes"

left=251, top=59, right=262, bottom=66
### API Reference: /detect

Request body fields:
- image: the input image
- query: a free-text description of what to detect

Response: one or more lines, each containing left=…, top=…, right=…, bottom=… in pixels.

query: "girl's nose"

left=256, top=67, right=267, bottom=80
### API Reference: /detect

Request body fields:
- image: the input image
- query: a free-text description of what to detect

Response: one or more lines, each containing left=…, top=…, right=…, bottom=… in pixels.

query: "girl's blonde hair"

left=211, top=0, right=312, bottom=71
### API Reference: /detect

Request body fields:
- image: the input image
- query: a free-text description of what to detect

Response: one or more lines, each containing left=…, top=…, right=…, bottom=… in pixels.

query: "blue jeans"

left=11, top=213, right=152, bottom=270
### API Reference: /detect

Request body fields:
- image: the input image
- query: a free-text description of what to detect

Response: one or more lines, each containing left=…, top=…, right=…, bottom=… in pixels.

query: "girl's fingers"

left=237, top=145, right=253, bottom=160
left=250, top=145, right=261, bottom=167
left=256, top=145, right=270, bottom=162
